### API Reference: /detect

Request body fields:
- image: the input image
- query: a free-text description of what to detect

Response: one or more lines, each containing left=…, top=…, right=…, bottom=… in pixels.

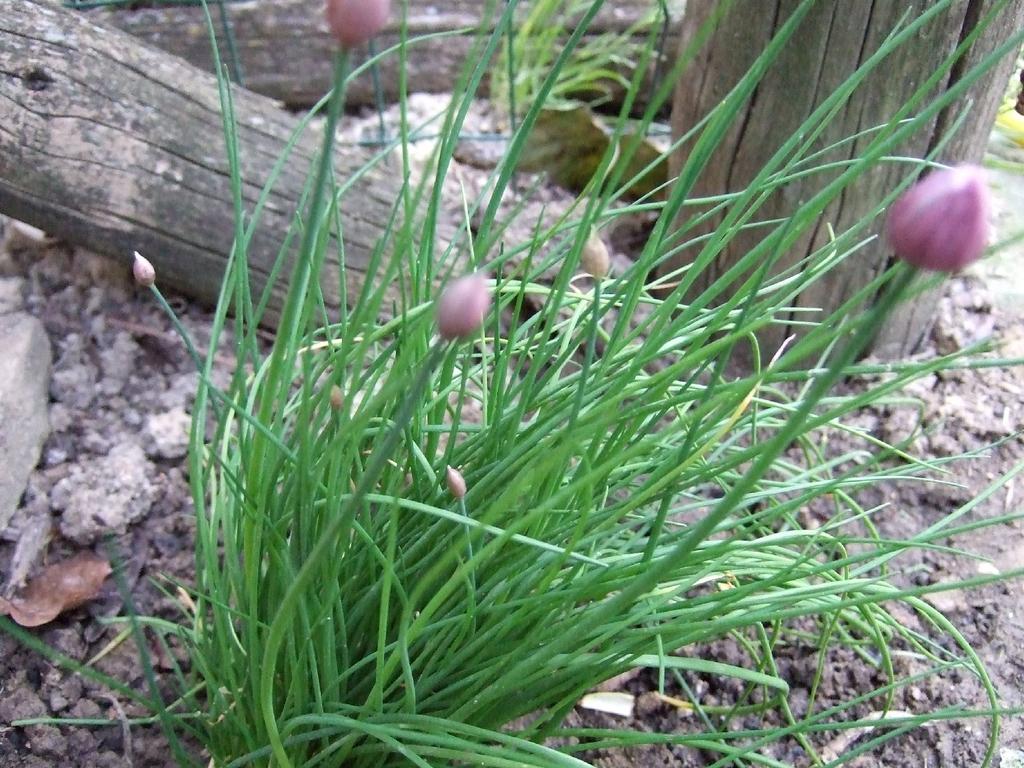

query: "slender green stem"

left=258, top=49, right=351, bottom=768
left=261, top=344, right=444, bottom=767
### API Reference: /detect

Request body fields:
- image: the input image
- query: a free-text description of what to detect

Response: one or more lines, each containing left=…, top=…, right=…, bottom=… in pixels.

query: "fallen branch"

left=81, top=0, right=677, bottom=108
left=0, top=0, right=408, bottom=317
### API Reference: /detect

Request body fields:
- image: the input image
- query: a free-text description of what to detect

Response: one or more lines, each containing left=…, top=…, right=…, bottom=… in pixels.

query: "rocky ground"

left=0, top=222, right=204, bottom=766
left=0, top=105, right=1022, bottom=767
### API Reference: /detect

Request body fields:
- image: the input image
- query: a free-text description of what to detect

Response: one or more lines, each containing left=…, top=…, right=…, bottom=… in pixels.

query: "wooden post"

left=667, top=0, right=1023, bottom=359
left=0, top=0, right=410, bottom=318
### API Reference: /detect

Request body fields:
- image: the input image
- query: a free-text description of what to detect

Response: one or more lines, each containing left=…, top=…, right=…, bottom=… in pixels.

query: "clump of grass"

left=6, top=2, right=1022, bottom=767
left=170, top=1, right=1024, bottom=766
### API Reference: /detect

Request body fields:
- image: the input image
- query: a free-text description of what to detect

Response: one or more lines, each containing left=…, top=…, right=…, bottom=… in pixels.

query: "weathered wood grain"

left=667, top=0, right=1024, bottom=359
left=0, top=0, right=406, bottom=317
left=80, top=0, right=677, bottom=108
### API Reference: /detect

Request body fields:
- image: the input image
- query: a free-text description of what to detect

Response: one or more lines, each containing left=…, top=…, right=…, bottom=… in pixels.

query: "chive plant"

left=7, top=1, right=1022, bottom=767
left=172, top=1, right=1024, bottom=766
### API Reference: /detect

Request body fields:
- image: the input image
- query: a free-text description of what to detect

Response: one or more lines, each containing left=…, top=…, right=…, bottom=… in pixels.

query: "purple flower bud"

left=445, top=465, right=466, bottom=500
left=132, top=251, right=156, bottom=287
left=886, top=165, right=989, bottom=273
left=437, top=273, right=491, bottom=341
left=325, top=0, right=390, bottom=49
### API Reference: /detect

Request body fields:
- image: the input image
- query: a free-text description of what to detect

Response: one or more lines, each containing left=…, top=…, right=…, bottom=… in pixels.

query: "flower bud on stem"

left=445, top=465, right=467, bottom=500
left=580, top=229, right=610, bottom=280
left=886, top=164, right=989, bottom=273
left=437, top=274, right=491, bottom=341
left=325, top=0, right=390, bottom=49
left=132, top=251, right=156, bottom=287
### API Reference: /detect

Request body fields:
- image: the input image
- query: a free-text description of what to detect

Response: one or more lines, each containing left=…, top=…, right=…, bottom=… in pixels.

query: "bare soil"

left=569, top=277, right=1024, bottom=768
left=1, top=102, right=1022, bottom=767
left=0, top=233, right=205, bottom=767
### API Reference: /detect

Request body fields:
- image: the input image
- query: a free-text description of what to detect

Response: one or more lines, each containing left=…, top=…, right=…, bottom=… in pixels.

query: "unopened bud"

left=132, top=251, right=156, bottom=287
left=445, top=465, right=466, bottom=500
left=437, top=273, right=491, bottom=341
left=329, top=385, right=344, bottom=411
left=580, top=228, right=610, bottom=279
left=886, top=164, right=989, bottom=273
left=325, top=0, right=390, bottom=49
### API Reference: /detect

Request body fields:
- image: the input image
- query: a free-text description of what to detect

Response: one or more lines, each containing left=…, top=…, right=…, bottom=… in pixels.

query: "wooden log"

left=0, top=0, right=406, bottom=317
left=79, top=0, right=678, bottom=108
left=667, top=0, right=1023, bottom=360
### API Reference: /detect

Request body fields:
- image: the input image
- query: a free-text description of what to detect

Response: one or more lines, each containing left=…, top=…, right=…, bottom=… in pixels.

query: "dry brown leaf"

left=0, top=552, right=111, bottom=627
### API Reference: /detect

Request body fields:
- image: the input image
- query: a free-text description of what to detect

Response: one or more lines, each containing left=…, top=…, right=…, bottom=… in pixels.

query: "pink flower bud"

left=325, top=0, right=390, bottom=49
left=886, top=165, right=989, bottom=273
left=445, top=465, right=466, bottom=500
left=437, top=273, right=491, bottom=341
left=132, top=251, right=156, bottom=287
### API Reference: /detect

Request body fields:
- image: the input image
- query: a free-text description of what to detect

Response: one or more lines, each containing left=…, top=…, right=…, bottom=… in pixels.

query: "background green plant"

left=489, top=0, right=681, bottom=118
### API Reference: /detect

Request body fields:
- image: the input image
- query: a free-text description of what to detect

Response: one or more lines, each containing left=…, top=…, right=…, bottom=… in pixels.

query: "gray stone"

left=52, top=442, right=155, bottom=544
left=50, top=333, right=98, bottom=409
left=0, top=277, right=25, bottom=315
left=50, top=363, right=97, bottom=409
left=922, top=584, right=967, bottom=615
left=143, top=407, right=191, bottom=460
left=159, top=371, right=199, bottom=410
left=3, top=491, right=52, bottom=592
left=0, top=313, right=51, bottom=534
left=97, top=331, right=138, bottom=395
left=0, top=680, right=47, bottom=722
